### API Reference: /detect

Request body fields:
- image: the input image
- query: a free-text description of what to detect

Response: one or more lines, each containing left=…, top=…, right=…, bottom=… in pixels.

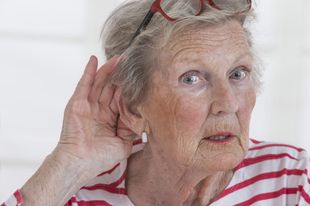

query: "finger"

left=117, top=118, right=137, bottom=140
left=88, top=56, right=120, bottom=103
left=98, top=82, right=116, bottom=112
left=109, top=88, right=120, bottom=115
left=72, top=56, right=98, bottom=99
left=96, top=82, right=118, bottom=124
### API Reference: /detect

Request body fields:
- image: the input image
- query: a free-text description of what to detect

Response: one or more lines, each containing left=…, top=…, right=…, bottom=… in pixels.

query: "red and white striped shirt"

left=2, top=139, right=310, bottom=206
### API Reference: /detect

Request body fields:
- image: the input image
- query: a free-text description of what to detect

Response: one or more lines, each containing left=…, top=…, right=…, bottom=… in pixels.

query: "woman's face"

left=140, top=20, right=256, bottom=173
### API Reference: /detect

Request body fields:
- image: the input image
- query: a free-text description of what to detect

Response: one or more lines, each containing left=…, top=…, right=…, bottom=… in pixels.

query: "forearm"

left=20, top=151, right=90, bottom=206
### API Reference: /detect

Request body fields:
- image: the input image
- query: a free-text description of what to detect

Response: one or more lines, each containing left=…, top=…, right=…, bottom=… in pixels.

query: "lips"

left=204, top=132, right=236, bottom=143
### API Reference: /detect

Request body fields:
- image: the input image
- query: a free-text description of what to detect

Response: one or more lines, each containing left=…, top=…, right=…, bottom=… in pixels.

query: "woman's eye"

left=181, top=72, right=202, bottom=85
left=230, top=68, right=247, bottom=80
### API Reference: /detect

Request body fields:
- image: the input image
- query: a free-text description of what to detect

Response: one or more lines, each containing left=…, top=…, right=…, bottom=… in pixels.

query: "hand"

left=55, top=55, right=135, bottom=177
left=20, top=56, right=135, bottom=206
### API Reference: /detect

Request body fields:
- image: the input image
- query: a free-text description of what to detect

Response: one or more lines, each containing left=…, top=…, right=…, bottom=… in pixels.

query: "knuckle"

left=66, top=99, right=89, bottom=115
left=88, top=93, right=96, bottom=103
left=98, top=96, right=106, bottom=104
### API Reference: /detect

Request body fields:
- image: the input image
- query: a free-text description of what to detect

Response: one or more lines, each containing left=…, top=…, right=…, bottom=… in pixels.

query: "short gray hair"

left=101, top=0, right=261, bottom=107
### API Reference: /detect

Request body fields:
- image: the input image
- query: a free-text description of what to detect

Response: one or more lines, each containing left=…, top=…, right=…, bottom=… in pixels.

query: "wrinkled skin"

left=18, top=19, right=256, bottom=206
left=20, top=56, right=138, bottom=206
left=125, top=20, right=256, bottom=205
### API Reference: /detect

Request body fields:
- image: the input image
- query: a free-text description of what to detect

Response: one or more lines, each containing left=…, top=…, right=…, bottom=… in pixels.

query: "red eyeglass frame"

left=128, top=0, right=252, bottom=47
left=149, top=0, right=204, bottom=22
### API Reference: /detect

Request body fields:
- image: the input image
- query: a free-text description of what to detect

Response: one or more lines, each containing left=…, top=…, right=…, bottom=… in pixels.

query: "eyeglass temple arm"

left=128, top=10, right=155, bottom=47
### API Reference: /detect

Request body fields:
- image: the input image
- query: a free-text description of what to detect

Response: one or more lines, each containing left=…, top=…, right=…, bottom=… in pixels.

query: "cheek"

left=144, top=87, right=210, bottom=159
left=174, top=97, right=209, bottom=138
left=143, top=88, right=179, bottom=138
left=145, top=80, right=209, bottom=136
left=170, top=95, right=211, bottom=155
left=237, top=88, right=256, bottom=135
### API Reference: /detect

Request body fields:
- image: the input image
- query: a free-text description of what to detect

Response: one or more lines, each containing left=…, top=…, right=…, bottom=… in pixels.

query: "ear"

left=114, top=87, right=145, bottom=136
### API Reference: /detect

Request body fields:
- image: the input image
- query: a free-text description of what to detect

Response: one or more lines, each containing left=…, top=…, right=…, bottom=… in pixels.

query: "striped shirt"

left=2, top=139, right=310, bottom=206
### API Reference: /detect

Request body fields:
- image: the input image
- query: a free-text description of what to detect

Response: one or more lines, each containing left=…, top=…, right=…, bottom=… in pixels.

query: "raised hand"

left=56, top=55, right=135, bottom=177
left=20, top=56, right=136, bottom=206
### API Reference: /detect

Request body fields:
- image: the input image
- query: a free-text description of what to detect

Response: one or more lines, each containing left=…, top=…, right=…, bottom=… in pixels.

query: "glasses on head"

left=128, top=0, right=252, bottom=47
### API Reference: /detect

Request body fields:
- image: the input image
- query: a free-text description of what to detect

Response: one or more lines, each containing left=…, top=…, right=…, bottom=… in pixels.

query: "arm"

left=2, top=147, right=87, bottom=206
left=19, top=151, right=89, bottom=206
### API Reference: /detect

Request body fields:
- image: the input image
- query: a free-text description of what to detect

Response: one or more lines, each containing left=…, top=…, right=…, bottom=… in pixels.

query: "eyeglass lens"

left=160, top=0, right=251, bottom=20
left=208, top=0, right=251, bottom=12
left=160, top=0, right=202, bottom=19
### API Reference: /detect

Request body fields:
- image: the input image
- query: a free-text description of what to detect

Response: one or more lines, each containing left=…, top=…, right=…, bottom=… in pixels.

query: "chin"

left=194, top=136, right=249, bottom=171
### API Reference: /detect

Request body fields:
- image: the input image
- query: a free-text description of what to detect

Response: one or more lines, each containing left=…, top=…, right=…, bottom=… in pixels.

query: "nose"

left=209, top=83, right=239, bottom=116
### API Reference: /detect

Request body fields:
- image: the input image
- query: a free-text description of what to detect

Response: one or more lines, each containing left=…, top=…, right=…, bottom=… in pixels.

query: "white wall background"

left=0, top=0, right=309, bottom=202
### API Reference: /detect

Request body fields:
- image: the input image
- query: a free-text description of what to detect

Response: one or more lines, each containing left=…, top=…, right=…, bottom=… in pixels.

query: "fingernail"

left=112, top=55, right=122, bottom=67
left=115, top=56, right=122, bottom=65
left=89, top=55, right=95, bottom=62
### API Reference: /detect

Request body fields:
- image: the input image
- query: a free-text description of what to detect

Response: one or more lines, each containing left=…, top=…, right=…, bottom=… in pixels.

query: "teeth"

left=208, top=135, right=227, bottom=140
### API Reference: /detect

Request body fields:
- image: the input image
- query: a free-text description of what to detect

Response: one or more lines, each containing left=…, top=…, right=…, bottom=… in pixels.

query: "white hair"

left=101, top=0, right=262, bottom=107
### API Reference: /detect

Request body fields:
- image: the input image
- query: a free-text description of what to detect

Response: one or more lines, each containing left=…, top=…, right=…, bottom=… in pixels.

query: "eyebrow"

left=172, top=51, right=253, bottom=67
left=233, top=52, right=253, bottom=64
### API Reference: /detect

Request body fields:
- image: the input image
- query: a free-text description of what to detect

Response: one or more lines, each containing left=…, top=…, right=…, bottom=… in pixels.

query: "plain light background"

left=0, top=0, right=309, bottom=202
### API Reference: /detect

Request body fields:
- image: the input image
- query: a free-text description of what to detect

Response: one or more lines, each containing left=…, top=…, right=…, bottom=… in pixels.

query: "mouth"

left=203, top=132, right=236, bottom=144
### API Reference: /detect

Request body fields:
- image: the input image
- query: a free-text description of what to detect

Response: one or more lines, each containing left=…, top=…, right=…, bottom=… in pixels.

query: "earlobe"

left=114, top=88, right=145, bottom=136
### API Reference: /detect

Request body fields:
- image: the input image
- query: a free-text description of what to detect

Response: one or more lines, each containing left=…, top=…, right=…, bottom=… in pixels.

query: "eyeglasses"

left=128, top=0, right=252, bottom=47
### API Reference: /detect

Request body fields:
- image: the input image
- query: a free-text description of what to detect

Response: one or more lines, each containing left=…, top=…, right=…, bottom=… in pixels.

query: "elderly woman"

left=2, top=0, right=310, bottom=205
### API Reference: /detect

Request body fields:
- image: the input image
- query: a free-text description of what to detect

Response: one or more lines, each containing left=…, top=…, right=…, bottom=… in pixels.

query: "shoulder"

left=238, top=139, right=310, bottom=203
left=246, top=138, right=309, bottom=166
left=211, top=139, right=310, bottom=205
left=236, top=138, right=309, bottom=175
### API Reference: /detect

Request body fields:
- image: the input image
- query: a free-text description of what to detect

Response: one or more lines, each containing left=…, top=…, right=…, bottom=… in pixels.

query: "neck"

left=126, top=146, right=233, bottom=206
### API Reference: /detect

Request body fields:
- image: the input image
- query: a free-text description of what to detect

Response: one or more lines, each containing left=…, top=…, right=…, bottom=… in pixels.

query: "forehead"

left=164, top=20, right=251, bottom=66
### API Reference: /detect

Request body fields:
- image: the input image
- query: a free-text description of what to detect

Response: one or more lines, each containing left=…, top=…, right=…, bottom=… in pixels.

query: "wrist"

left=20, top=149, right=92, bottom=206
left=48, top=150, right=91, bottom=183
left=51, top=145, right=97, bottom=180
